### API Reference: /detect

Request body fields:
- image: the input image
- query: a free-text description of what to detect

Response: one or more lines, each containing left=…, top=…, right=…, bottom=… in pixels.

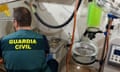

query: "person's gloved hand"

left=46, top=53, right=53, bottom=62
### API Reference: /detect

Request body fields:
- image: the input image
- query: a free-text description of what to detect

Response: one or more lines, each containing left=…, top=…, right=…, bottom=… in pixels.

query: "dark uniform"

left=0, top=30, right=51, bottom=72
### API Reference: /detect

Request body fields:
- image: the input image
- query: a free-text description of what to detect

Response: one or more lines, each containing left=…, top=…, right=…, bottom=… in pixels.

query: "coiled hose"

left=25, top=0, right=82, bottom=29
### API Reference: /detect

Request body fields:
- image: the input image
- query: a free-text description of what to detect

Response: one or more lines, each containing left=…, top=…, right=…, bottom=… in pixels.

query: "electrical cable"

left=98, top=36, right=107, bottom=72
left=66, top=0, right=78, bottom=72
left=99, top=19, right=112, bottom=72
left=33, top=0, right=82, bottom=29
left=102, top=19, right=113, bottom=72
left=98, top=18, right=113, bottom=72
left=103, top=20, right=112, bottom=59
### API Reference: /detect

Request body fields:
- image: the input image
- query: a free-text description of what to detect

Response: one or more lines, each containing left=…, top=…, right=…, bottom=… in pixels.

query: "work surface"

left=58, top=56, right=120, bottom=72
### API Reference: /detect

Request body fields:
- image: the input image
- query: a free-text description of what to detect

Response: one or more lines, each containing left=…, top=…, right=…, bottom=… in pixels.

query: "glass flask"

left=96, top=0, right=120, bottom=17
left=72, top=41, right=98, bottom=65
left=58, top=38, right=98, bottom=72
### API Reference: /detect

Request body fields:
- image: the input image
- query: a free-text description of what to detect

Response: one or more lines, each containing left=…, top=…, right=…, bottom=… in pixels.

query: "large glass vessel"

left=58, top=38, right=98, bottom=72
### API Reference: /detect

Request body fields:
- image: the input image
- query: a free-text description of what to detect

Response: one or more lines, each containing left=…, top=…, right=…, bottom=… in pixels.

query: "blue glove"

left=46, top=53, right=53, bottom=62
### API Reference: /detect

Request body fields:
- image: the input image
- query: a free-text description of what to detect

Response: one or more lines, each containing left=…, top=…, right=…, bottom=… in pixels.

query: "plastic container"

left=87, top=2, right=102, bottom=28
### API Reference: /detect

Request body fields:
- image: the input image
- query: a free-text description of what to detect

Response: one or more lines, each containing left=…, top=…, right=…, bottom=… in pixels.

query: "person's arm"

left=41, top=62, right=52, bottom=72
left=43, top=35, right=50, bottom=54
left=42, top=36, right=58, bottom=72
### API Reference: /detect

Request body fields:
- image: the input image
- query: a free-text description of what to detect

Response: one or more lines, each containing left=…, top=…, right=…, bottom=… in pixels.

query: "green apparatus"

left=87, top=2, right=102, bottom=28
